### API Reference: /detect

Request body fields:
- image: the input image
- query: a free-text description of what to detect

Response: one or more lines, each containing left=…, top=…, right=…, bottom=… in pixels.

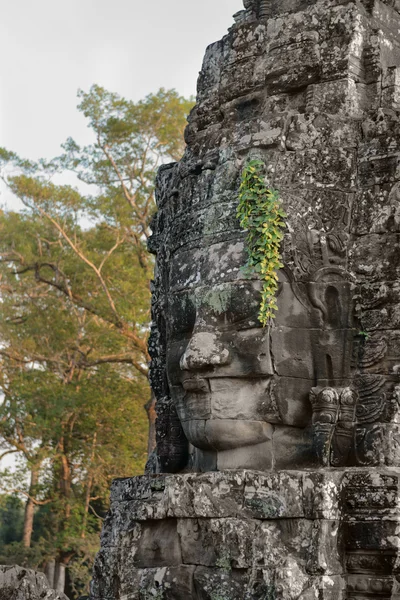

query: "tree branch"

left=7, top=489, right=53, bottom=506
left=0, top=448, right=19, bottom=462
left=27, top=201, right=122, bottom=326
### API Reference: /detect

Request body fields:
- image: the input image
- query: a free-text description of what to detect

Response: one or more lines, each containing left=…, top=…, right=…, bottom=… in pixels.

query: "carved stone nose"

left=180, top=332, right=231, bottom=370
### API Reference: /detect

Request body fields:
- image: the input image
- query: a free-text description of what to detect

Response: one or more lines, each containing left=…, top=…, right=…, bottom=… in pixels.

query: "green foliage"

left=0, top=85, right=193, bottom=598
left=0, top=539, right=48, bottom=569
left=237, top=159, right=286, bottom=326
left=358, top=330, right=370, bottom=340
left=0, top=495, right=24, bottom=544
left=65, top=533, right=102, bottom=598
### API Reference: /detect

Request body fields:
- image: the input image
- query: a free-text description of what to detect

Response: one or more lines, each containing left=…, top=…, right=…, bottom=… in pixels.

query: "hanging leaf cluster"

left=237, top=159, right=286, bottom=326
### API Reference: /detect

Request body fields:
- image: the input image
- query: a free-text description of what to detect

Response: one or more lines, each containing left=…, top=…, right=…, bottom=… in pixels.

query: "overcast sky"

left=0, top=0, right=243, bottom=163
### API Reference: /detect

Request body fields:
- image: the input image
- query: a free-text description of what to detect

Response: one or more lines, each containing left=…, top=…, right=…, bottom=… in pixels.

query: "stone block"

left=342, top=471, right=400, bottom=519
left=91, top=547, right=121, bottom=599
left=273, top=147, right=357, bottom=189
left=345, top=520, right=400, bottom=551
left=100, top=507, right=143, bottom=549
left=270, top=325, right=315, bottom=380
left=346, top=549, right=397, bottom=575
left=137, top=566, right=197, bottom=600
left=285, top=113, right=359, bottom=151
left=131, top=519, right=182, bottom=568
left=358, top=155, right=400, bottom=187
left=253, top=519, right=313, bottom=569
left=196, top=40, right=224, bottom=100
left=177, top=519, right=217, bottom=567
left=347, top=574, right=394, bottom=596
left=220, top=56, right=263, bottom=103
left=243, top=471, right=305, bottom=518
left=273, top=426, right=316, bottom=470
left=110, top=476, right=168, bottom=520
left=306, top=78, right=363, bottom=116
left=180, top=419, right=273, bottom=456
left=314, top=575, right=347, bottom=599
left=178, top=518, right=257, bottom=569
left=307, top=520, right=343, bottom=575
left=349, top=233, right=400, bottom=282
left=270, top=377, right=313, bottom=428
left=302, top=471, right=343, bottom=519
left=166, top=471, right=246, bottom=518
left=193, top=566, right=248, bottom=600
left=264, top=40, right=321, bottom=94
left=216, top=438, right=273, bottom=471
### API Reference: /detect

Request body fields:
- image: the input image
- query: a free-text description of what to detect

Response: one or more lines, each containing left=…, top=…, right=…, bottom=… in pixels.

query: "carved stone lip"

left=181, top=377, right=210, bottom=393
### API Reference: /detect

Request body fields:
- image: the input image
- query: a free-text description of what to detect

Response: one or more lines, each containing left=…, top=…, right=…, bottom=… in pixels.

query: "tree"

left=0, top=86, right=193, bottom=595
left=0, top=86, right=193, bottom=373
left=0, top=287, right=148, bottom=591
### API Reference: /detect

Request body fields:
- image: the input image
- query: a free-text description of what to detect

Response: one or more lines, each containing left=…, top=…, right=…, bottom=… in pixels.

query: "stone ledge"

left=92, top=469, right=400, bottom=599
left=109, top=468, right=400, bottom=519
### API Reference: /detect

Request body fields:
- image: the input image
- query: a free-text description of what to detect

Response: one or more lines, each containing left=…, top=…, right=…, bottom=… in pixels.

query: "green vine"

left=237, top=159, right=286, bottom=326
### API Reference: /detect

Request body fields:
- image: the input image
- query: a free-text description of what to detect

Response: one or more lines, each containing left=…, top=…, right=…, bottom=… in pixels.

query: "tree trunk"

left=145, top=392, right=157, bottom=455
left=22, top=466, right=38, bottom=548
left=81, top=432, right=97, bottom=538
left=45, top=560, right=56, bottom=587
left=59, top=445, right=72, bottom=520
left=54, top=562, right=66, bottom=594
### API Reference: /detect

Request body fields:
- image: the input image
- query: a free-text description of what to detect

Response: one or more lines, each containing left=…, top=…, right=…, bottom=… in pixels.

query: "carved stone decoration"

left=310, top=387, right=340, bottom=466
left=331, top=387, right=358, bottom=467
left=310, top=387, right=358, bottom=467
left=91, top=0, right=400, bottom=597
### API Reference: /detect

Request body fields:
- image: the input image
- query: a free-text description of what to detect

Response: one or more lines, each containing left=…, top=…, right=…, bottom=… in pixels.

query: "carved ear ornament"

left=311, top=387, right=358, bottom=408
left=310, top=387, right=340, bottom=409
left=340, top=388, right=358, bottom=407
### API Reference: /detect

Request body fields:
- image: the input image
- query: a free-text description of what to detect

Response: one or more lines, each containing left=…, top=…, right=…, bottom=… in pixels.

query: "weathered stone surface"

left=166, top=471, right=246, bottom=518
left=91, top=469, right=400, bottom=599
left=148, top=0, right=400, bottom=476
left=93, top=0, right=400, bottom=597
left=0, top=566, right=68, bottom=600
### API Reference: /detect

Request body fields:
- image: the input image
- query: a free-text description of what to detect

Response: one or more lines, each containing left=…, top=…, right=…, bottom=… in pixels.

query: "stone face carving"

left=149, top=0, right=400, bottom=475
left=91, top=1, right=400, bottom=598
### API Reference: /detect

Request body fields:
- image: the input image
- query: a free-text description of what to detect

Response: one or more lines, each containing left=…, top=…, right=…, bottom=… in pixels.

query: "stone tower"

left=91, top=0, right=400, bottom=597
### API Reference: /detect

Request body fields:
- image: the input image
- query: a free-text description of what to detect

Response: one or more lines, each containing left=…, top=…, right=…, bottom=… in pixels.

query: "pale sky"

left=0, top=0, right=243, bottom=163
